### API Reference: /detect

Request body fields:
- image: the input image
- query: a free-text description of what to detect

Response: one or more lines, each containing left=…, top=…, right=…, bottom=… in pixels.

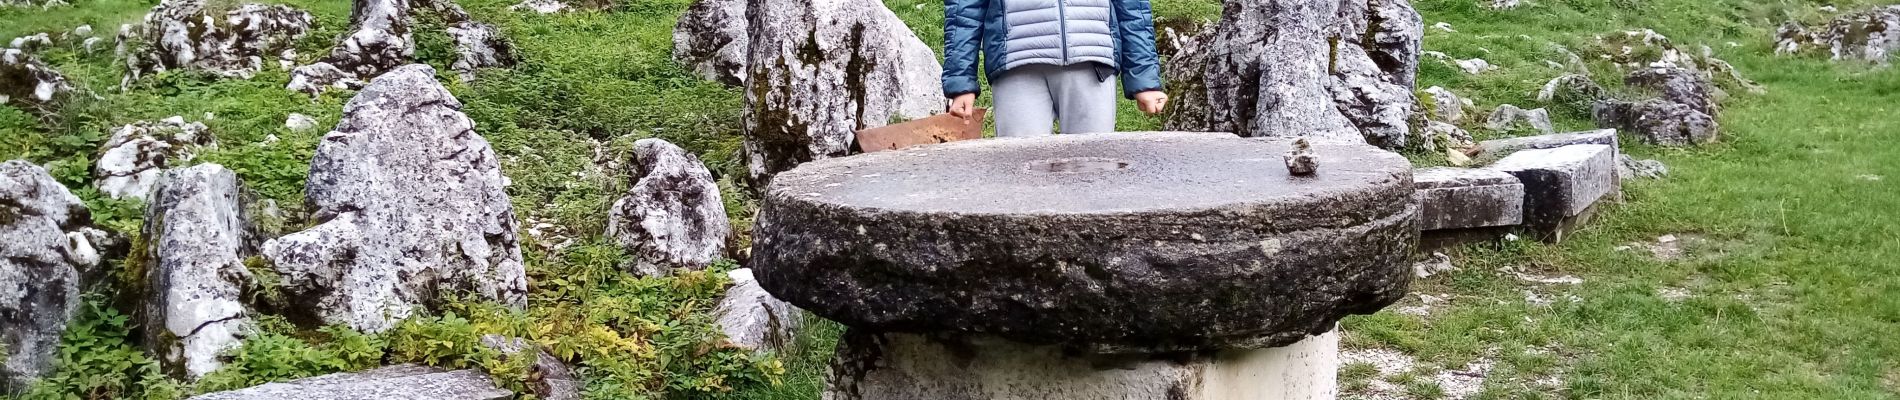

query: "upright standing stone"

left=712, top=268, right=801, bottom=352
left=673, top=0, right=747, bottom=86
left=1164, top=0, right=1423, bottom=148
left=606, top=138, right=731, bottom=276
left=1487, top=144, right=1617, bottom=242
left=262, top=65, right=526, bottom=333
left=118, top=0, right=313, bottom=84
left=139, top=164, right=254, bottom=380
left=0, top=160, right=91, bottom=392
left=740, top=0, right=945, bottom=189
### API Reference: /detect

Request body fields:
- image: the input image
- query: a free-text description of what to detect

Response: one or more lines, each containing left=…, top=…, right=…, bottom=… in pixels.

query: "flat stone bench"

left=1489, top=144, right=1618, bottom=242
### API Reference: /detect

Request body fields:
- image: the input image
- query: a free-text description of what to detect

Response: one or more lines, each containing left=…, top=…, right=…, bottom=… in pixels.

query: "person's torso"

left=993, top=0, right=1117, bottom=72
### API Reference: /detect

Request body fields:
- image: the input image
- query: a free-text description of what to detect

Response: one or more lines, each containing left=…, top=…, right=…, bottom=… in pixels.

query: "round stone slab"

left=752, top=132, right=1417, bottom=352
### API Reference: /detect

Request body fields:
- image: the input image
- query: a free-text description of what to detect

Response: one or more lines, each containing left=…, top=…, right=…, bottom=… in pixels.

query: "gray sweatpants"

left=992, top=63, right=1118, bottom=137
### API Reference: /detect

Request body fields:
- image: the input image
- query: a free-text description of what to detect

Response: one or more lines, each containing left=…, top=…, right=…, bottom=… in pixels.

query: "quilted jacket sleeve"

left=1112, top=0, right=1162, bottom=99
left=943, top=0, right=986, bottom=98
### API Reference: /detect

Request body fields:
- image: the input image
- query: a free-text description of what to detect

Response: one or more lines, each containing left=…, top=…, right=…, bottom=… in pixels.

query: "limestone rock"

left=1536, top=74, right=1606, bottom=108
left=138, top=164, right=254, bottom=380
left=1489, top=0, right=1520, bottom=10
left=1422, top=86, right=1469, bottom=123
left=1617, top=155, right=1668, bottom=180
left=673, top=0, right=747, bottom=86
left=1485, top=104, right=1554, bottom=135
left=753, top=132, right=1416, bottom=352
left=508, top=0, right=568, bottom=13
left=1625, top=66, right=1717, bottom=115
left=741, top=0, right=942, bottom=189
left=1487, top=144, right=1617, bottom=243
left=605, top=138, right=731, bottom=276
left=1413, top=167, right=1523, bottom=231
left=261, top=65, right=526, bottom=333
left=0, top=48, right=76, bottom=113
left=425, top=0, right=517, bottom=82
left=1421, top=121, right=1473, bottom=153
left=288, top=0, right=412, bottom=94
left=1, top=0, right=68, bottom=8
left=1455, top=57, right=1495, bottom=74
left=826, top=330, right=1340, bottom=400
left=284, top=113, right=317, bottom=131
left=8, top=33, right=51, bottom=52
left=1774, top=5, right=1900, bottom=64
left=0, top=160, right=89, bottom=392
left=1474, top=129, right=1617, bottom=164
left=1165, top=0, right=1423, bottom=148
left=713, top=269, right=801, bottom=352
left=1592, top=98, right=1718, bottom=146
left=119, top=0, right=313, bottom=84
left=188, top=364, right=512, bottom=400
left=94, top=116, right=215, bottom=200
left=478, top=336, right=579, bottom=400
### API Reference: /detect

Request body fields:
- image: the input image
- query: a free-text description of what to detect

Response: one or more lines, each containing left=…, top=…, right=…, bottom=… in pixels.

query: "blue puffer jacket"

left=941, top=0, right=1162, bottom=99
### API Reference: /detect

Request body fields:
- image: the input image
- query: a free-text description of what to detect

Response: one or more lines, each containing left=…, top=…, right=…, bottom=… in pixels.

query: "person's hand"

left=1135, top=90, right=1168, bottom=115
left=948, top=93, right=977, bottom=118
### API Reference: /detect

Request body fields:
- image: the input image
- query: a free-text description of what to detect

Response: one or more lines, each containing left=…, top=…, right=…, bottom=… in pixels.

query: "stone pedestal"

left=826, top=329, right=1340, bottom=400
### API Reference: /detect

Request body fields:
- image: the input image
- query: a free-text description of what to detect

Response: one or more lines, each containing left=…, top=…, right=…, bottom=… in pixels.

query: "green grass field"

left=4, top=0, right=1898, bottom=398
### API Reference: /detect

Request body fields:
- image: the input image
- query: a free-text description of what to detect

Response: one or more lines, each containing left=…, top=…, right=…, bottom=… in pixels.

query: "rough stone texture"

left=0, top=160, right=90, bottom=392
left=1413, top=167, right=1523, bottom=231
left=1618, top=155, right=1667, bottom=180
left=1422, top=86, right=1469, bottom=123
left=1487, top=144, right=1617, bottom=243
left=284, top=113, right=317, bottom=131
left=674, top=0, right=747, bottom=86
left=713, top=268, right=802, bottom=352
left=606, top=138, right=730, bottom=276
left=119, top=0, right=313, bottom=85
left=1591, top=66, right=1720, bottom=147
left=741, top=0, right=942, bottom=189
left=753, top=132, right=1416, bottom=352
left=1473, top=129, right=1617, bottom=164
left=261, top=65, right=526, bottom=333
left=94, top=116, right=214, bottom=200
left=1421, top=121, right=1474, bottom=153
left=479, top=335, right=579, bottom=400
left=139, top=164, right=254, bottom=380
left=288, top=0, right=513, bottom=93
left=1164, top=0, right=1423, bottom=148
left=508, top=0, right=568, bottom=13
left=1775, top=5, right=1900, bottom=64
left=1484, top=104, right=1554, bottom=135
left=825, top=329, right=1340, bottom=400
left=188, top=364, right=512, bottom=400
left=1537, top=73, right=1606, bottom=106
left=0, top=48, right=76, bottom=114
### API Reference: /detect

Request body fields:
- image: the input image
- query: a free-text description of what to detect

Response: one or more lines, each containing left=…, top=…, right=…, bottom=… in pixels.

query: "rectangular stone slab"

left=1474, top=129, right=1617, bottom=164
left=188, top=365, right=511, bottom=400
left=1487, top=144, right=1617, bottom=242
left=1414, top=167, right=1524, bottom=231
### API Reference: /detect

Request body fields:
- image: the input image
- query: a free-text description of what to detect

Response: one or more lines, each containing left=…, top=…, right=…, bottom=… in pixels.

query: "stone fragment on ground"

left=427, top=0, right=517, bottom=82
left=1474, top=129, right=1616, bottom=164
left=1617, top=154, right=1668, bottom=180
left=1485, top=104, right=1555, bottom=135
left=284, top=113, right=317, bottom=131
left=94, top=116, right=214, bottom=200
left=138, top=164, right=254, bottom=380
left=606, top=138, right=730, bottom=276
left=188, top=364, right=512, bottom=400
left=1414, top=167, right=1524, bottom=231
left=1775, top=5, right=1900, bottom=64
left=262, top=64, right=526, bottom=333
left=1593, top=66, right=1721, bottom=146
left=1456, top=57, right=1495, bottom=74
left=741, top=0, right=941, bottom=188
left=1537, top=73, right=1606, bottom=105
left=1412, top=252, right=1458, bottom=279
left=1487, top=144, right=1617, bottom=243
left=0, top=47, right=75, bottom=112
left=673, top=0, right=746, bottom=86
left=712, top=268, right=801, bottom=352
left=479, top=335, right=579, bottom=400
left=288, top=0, right=513, bottom=94
left=1423, top=86, right=1470, bottom=123
left=0, top=160, right=91, bottom=392
left=508, top=0, right=568, bottom=13
left=118, top=0, right=312, bottom=84
left=1164, top=0, right=1423, bottom=148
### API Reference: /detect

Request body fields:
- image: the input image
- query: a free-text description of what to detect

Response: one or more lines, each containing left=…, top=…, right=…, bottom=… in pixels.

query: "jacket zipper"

left=1056, top=0, right=1069, bottom=63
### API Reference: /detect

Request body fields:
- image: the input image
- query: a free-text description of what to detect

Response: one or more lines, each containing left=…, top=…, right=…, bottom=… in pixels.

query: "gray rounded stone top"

left=752, top=132, right=1418, bottom=352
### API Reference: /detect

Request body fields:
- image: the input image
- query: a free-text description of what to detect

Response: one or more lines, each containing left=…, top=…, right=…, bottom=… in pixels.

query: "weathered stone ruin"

left=754, top=132, right=1417, bottom=398
left=0, top=47, right=75, bottom=115
left=740, top=0, right=942, bottom=189
left=1416, top=130, right=1626, bottom=247
left=288, top=0, right=515, bottom=94
left=606, top=138, right=731, bottom=276
left=1164, top=0, right=1424, bottom=148
left=137, top=164, right=255, bottom=380
left=118, top=0, right=314, bottom=85
left=673, top=0, right=747, bottom=86
left=262, top=64, right=526, bottom=333
left=0, top=160, right=94, bottom=392
left=1776, top=5, right=1900, bottom=64
left=93, top=116, right=214, bottom=200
